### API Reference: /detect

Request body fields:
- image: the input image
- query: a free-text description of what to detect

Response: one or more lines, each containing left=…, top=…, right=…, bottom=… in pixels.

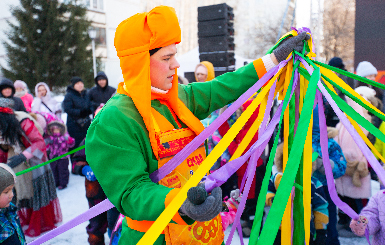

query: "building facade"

left=0, top=0, right=294, bottom=89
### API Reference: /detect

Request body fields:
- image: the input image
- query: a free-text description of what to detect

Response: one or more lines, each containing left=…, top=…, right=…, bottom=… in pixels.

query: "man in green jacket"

left=86, top=5, right=309, bottom=245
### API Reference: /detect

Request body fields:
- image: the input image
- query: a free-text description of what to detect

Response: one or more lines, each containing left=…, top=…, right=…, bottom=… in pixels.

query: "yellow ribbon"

left=282, top=79, right=291, bottom=244
left=320, top=73, right=385, bottom=164
left=303, top=114, right=313, bottom=244
left=228, top=94, right=267, bottom=162
left=137, top=67, right=285, bottom=245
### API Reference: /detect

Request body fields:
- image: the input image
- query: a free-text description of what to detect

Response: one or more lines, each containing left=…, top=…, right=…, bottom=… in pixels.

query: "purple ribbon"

left=316, top=89, right=359, bottom=220
left=240, top=81, right=277, bottom=192
left=319, top=79, right=385, bottom=215
left=149, top=59, right=290, bottom=183
left=205, top=102, right=283, bottom=193
left=29, top=199, right=114, bottom=245
left=27, top=60, right=289, bottom=245
left=237, top=222, right=245, bottom=245
left=225, top=61, right=299, bottom=245
left=298, top=56, right=359, bottom=220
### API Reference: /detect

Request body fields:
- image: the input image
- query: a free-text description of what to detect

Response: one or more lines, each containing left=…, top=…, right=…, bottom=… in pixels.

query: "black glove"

left=187, top=184, right=207, bottom=205
left=273, top=32, right=311, bottom=63
left=179, top=186, right=222, bottom=222
left=79, top=109, right=90, bottom=118
left=312, top=229, right=327, bottom=245
left=7, top=154, right=27, bottom=168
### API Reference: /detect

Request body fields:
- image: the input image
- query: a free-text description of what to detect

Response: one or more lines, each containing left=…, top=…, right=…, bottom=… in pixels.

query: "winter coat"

left=31, top=82, right=61, bottom=116
left=45, top=124, right=75, bottom=160
left=334, top=97, right=371, bottom=199
left=312, top=105, right=347, bottom=186
left=0, top=202, right=26, bottom=245
left=359, top=190, right=385, bottom=245
left=14, top=89, right=34, bottom=112
left=87, top=71, right=116, bottom=113
left=62, top=86, right=91, bottom=148
left=0, top=78, right=27, bottom=112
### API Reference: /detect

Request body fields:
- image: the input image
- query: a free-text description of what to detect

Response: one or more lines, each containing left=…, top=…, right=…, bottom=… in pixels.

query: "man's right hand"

left=179, top=186, right=222, bottom=222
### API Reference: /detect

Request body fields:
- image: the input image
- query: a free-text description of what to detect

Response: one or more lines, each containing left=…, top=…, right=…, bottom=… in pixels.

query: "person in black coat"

left=0, top=78, right=27, bottom=112
left=87, top=71, right=116, bottom=114
left=62, top=77, right=91, bottom=152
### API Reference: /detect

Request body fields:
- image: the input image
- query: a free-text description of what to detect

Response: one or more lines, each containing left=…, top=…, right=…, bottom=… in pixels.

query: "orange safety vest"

left=126, top=106, right=224, bottom=245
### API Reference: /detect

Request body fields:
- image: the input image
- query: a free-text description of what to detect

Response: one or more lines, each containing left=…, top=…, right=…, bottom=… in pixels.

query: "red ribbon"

left=0, top=107, right=13, bottom=114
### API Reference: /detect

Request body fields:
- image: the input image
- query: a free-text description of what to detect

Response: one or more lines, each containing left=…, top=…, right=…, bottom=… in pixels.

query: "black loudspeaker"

left=198, top=35, right=234, bottom=52
left=355, top=0, right=385, bottom=69
left=215, top=68, right=235, bottom=77
left=198, top=3, right=234, bottom=22
left=199, top=52, right=235, bottom=67
left=184, top=72, right=196, bottom=83
left=198, top=19, right=234, bottom=37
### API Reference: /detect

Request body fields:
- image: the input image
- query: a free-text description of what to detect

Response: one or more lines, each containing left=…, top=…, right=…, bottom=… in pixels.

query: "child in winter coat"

left=13, top=80, right=33, bottom=112
left=334, top=86, right=380, bottom=227
left=266, top=143, right=329, bottom=245
left=0, top=163, right=26, bottom=245
left=350, top=190, right=385, bottom=244
left=45, top=121, right=75, bottom=189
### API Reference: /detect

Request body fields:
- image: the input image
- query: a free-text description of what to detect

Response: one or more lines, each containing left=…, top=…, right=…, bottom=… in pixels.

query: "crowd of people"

left=0, top=71, right=117, bottom=244
left=0, top=6, right=384, bottom=245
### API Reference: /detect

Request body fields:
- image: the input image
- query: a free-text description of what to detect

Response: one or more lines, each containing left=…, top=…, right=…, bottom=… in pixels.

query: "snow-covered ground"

left=26, top=171, right=376, bottom=244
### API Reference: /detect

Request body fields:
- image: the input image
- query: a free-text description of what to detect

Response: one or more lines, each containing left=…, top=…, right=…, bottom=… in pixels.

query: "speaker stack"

left=199, top=3, right=235, bottom=77
left=184, top=3, right=235, bottom=82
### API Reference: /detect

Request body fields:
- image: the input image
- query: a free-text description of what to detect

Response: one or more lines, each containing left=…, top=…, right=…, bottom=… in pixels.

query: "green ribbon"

left=297, top=66, right=385, bottom=145
left=16, top=145, right=85, bottom=176
left=249, top=59, right=300, bottom=245
left=257, top=60, right=319, bottom=245
left=313, top=60, right=385, bottom=90
left=321, top=73, right=385, bottom=122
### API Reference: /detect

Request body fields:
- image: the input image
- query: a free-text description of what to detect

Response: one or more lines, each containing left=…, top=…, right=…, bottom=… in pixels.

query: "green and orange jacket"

left=85, top=60, right=268, bottom=245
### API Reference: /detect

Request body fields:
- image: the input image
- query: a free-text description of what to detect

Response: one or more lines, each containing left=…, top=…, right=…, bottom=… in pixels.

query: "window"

left=94, top=27, right=106, bottom=46
left=84, top=0, right=103, bottom=11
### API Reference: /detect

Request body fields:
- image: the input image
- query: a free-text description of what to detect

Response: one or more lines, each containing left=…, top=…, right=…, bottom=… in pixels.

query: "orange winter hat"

left=114, top=6, right=204, bottom=158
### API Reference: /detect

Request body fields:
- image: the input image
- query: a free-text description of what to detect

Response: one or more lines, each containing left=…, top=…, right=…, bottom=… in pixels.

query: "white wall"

left=103, top=0, right=145, bottom=88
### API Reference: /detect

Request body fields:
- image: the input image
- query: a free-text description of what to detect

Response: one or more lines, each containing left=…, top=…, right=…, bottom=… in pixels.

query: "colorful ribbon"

left=29, top=27, right=385, bottom=245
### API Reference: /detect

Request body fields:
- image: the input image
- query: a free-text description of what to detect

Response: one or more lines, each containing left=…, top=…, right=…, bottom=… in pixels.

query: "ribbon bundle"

left=30, top=28, right=385, bottom=245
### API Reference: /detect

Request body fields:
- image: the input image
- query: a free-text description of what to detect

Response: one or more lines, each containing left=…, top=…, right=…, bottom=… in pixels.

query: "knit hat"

left=70, top=76, right=83, bottom=87
left=356, top=61, right=377, bottom=78
left=14, top=80, right=27, bottom=90
left=0, top=163, right=16, bottom=194
left=328, top=57, right=345, bottom=70
left=355, top=86, right=376, bottom=102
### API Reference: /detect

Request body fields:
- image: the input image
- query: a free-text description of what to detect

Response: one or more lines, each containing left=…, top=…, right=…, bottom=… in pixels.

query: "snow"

left=25, top=171, right=378, bottom=244
left=25, top=173, right=110, bottom=245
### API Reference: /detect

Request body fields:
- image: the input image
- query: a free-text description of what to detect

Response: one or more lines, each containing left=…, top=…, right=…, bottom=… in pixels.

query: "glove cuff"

left=262, top=54, right=276, bottom=72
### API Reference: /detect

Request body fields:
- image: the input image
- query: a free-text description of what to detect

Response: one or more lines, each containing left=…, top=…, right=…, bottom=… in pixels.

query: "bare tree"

left=241, top=16, right=291, bottom=59
left=322, top=0, right=355, bottom=71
